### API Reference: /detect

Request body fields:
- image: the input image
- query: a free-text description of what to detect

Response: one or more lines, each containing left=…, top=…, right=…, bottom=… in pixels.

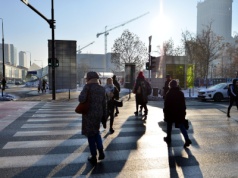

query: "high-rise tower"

left=197, top=0, right=233, bottom=42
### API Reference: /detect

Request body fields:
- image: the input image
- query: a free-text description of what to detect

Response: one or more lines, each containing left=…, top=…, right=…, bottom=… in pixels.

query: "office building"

left=197, top=0, right=233, bottom=43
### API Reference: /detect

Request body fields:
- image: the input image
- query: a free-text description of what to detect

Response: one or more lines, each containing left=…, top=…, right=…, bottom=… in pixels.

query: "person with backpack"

left=133, top=71, right=151, bottom=117
left=112, top=75, right=120, bottom=117
left=227, top=78, right=238, bottom=117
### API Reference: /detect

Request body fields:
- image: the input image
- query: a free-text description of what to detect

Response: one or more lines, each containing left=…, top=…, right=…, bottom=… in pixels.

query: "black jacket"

left=163, top=87, right=186, bottom=124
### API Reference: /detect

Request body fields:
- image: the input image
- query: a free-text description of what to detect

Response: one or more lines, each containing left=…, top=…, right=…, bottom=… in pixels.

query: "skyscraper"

left=197, top=0, right=233, bottom=42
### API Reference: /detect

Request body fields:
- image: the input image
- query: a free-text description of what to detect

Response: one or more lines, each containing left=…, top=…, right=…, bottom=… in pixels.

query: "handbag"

left=75, top=88, right=90, bottom=114
left=114, top=100, right=123, bottom=107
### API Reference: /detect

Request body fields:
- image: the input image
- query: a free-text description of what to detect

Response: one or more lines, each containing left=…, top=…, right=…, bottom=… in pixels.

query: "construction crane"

left=77, top=41, right=95, bottom=54
left=96, top=12, right=149, bottom=55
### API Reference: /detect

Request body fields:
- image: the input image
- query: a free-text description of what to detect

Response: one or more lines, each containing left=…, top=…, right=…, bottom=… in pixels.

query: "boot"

left=184, top=139, right=192, bottom=148
left=88, top=156, right=97, bottom=165
left=98, top=149, right=105, bottom=160
left=227, top=112, right=230, bottom=118
left=134, top=111, right=138, bottom=116
left=163, top=137, right=171, bottom=146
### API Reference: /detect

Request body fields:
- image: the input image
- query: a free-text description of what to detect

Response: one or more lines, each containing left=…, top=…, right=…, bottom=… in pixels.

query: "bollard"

left=189, top=88, right=191, bottom=97
left=69, top=89, right=70, bottom=99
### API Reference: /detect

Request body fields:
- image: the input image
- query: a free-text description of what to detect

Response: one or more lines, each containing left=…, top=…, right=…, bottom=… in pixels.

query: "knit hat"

left=137, top=71, right=145, bottom=79
left=86, top=71, right=99, bottom=81
left=169, top=79, right=177, bottom=88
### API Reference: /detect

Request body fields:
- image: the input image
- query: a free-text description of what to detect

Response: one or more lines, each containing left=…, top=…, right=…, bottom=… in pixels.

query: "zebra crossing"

left=1, top=100, right=238, bottom=177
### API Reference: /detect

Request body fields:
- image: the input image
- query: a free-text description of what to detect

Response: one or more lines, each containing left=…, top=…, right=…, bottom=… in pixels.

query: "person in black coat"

left=163, top=79, right=192, bottom=147
left=112, top=75, right=120, bottom=116
left=227, top=78, right=238, bottom=117
left=163, top=74, right=171, bottom=99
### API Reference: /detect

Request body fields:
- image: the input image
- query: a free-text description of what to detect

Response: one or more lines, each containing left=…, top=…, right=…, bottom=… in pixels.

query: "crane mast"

left=97, top=12, right=149, bottom=55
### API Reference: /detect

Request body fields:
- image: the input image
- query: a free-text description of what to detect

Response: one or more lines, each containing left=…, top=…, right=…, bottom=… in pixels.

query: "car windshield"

left=208, top=83, right=227, bottom=90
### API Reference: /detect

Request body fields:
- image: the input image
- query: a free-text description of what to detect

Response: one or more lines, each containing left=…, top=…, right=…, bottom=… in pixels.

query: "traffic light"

left=48, top=58, right=59, bottom=67
left=146, top=62, right=150, bottom=70
left=55, top=58, right=59, bottom=67
left=150, top=56, right=156, bottom=69
left=48, top=58, right=52, bottom=66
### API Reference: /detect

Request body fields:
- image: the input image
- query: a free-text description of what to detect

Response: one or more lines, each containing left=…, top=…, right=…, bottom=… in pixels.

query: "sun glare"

left=149, top=0, right=172, bottom=47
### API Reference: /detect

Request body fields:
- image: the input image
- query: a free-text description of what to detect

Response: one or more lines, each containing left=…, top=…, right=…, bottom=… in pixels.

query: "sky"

left=0, top=0, right=238, bottom=67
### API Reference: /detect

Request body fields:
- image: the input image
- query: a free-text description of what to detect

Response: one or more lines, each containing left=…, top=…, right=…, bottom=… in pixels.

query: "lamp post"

left=20, top=0, right=56, bottom=100
left=0, top=18, right=5, bottom=97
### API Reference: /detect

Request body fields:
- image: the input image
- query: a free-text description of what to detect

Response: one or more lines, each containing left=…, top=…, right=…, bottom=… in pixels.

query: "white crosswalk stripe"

left=1, top=101, right=238, bottom=177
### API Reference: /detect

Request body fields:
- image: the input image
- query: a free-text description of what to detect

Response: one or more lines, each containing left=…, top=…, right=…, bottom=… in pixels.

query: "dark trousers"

left=115, top=106, right=119, bottom=114
left=87, top=132, right=103, bottom=157
left=108, top=101, right=115, bottom=129
left=227, top=96, right=238, bottom=114
left=166, top=122, right=189, bottom=141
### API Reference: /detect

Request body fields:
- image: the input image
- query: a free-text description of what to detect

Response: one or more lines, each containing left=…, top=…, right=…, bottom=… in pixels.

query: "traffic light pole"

left=51, top=0, right=56, bottom=100
left=20, top=0, right=56, bottom=100
left=148, top=36, right=152, bottom=81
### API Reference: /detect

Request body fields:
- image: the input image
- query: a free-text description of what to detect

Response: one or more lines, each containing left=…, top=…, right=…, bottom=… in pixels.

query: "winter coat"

left=133, top=78, right=149, bottom=104
left=104, top=83, right=118, bottom=111
left=113, top=79, right=120, bottom=100
left=163, top=87, right=186, bottom=124
left=79, top=79, right=107, bottom=137
left=229, top=79, right=238, bottom=98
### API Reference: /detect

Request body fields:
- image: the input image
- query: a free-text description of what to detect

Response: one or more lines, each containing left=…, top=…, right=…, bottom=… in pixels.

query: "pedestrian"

left=42, top=79, right=47, bottom=92
left=78, top=71, right=107, bottom=165
left=227, top=78, right=238, bottom=117
left=1, top=77, right=6, bottom=90
left=163, top=74, right=171, bottom=99
left=112, top=75, right=120, bottom=117
left=104, top=77, right=119, bottom=134
left=133, top=71, right=151, bottom=117
left=38, top=79, right=42, bottom=93
left=163, top=79, right=192, bottom=147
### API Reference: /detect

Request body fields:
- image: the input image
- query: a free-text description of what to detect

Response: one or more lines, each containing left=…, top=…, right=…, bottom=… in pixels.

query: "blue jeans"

left=166, top=122, right=189, bottom=141
left=87, top=132, right=103, bottom=157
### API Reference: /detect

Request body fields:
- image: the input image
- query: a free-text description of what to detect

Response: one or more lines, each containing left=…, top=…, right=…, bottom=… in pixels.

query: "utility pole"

left=20, top=0, right=56, bottom=100
left=148, top=36, right=152, bottom=81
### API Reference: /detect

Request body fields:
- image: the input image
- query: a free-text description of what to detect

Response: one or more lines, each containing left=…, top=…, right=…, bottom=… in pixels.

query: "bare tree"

left=182, top=23, right=224, bottom=86
left=111, top=30, right=147, bottom=71
left=159, top=38, right=183, bottom=56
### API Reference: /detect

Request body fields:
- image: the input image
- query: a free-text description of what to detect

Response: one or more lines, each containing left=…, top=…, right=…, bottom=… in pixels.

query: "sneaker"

left=134, top=111, right=138, bottom=116
left=88, top=156, right=97, bottom=165
left=98, top=150, right=105, bottom=160
left=115, top=112, right=119, bottom=117
left=227, top=113, right=230, bottom=118
left=184, top=139, right=192, bottom=148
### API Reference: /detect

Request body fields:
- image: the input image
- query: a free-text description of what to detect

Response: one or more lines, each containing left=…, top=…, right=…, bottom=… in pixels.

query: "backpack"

left=146, top=81, right=152, bottom=95
left=227, top=84, right=233, bottom=96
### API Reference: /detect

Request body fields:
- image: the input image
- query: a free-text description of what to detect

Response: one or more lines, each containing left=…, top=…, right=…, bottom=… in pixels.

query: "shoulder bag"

left=75, top=88, right=90, bottom=114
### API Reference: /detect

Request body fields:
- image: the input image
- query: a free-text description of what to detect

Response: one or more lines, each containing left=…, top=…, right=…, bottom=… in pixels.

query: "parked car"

left=197, top=83, right=230, bottom=102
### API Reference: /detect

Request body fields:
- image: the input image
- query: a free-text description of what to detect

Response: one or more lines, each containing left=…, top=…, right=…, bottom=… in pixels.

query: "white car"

left=197, top=83, right=230, bottom=102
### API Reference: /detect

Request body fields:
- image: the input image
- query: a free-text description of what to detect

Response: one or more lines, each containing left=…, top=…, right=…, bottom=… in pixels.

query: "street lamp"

left=0, top=18, right=5, bottom=97
left=20, top=0, right=56, bottom=100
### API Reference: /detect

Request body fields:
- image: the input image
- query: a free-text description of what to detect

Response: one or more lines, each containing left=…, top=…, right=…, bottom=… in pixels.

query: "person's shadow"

left=158, top=120, right=203, bottom=178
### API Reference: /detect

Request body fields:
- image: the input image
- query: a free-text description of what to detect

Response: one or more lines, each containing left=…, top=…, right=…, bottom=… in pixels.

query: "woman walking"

left=133, top=71, right=149, bottom=117
left=163, top=79, right=191, bottom=147
left=78, top=71, right=107, bottom=165
left=104, top=77, right=119, bottom=134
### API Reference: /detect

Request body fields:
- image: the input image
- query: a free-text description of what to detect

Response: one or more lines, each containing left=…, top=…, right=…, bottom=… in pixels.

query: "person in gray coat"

left=79, top=71, right=107, bottom=165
